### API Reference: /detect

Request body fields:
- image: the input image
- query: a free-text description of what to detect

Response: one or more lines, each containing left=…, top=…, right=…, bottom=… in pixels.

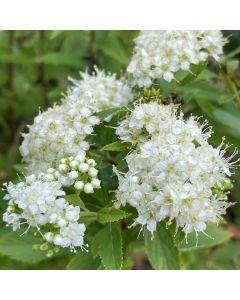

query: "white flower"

left=58, top=223, right=86, bottom=251
left=2, top=152, right=101, bottom=251
left=65, top=67, right=134, bottom=112
left=127, top=30, right=227, bottom=87
left=20, top=101, right=100, bottom=174
left=115, top=101, right=235, bottom=236
left=41, top=154, right=101, bottom=192
left=3, top=177, right=86, bottom=252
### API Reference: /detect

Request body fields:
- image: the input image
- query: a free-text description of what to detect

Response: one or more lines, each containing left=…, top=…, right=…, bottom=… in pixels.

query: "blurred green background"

left=0, top=30, right=240, bottom=269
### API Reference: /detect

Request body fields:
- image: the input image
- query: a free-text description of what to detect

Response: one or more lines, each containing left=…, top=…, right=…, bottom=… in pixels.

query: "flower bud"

left=69, top=171, right=78, bottom=180
left=88, top=167, right=98, bottom=177
left=78, top=163, right=89, bottom=173
left=91, top=178, right=101, bottom=188
left=70, top=160, right=79, bottom=169
left=74, top=181, right=84, bottom=190
left=87, top=158, right=96, bottom=167
left=84, top=183, right=94, bottom=194
left=44, top=232, right=54, bottom=242
left=59, top=164, right=67, bottom=172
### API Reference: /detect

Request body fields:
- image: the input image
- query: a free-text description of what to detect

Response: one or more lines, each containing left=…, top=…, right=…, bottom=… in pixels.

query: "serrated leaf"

left=97, top=207, right=130, bottom=223
left=179, top=224, right=232, bottom=251
left=102, top=141, right=130, bottom=152
left=0, top=230, right=48, bottom=263
left=91, top=230, right=103, bottom=258
left=94, top=223, right=122, bottom=270
left=144, top=223, right=180, bottom=270
left=66, top=251, right=100, bottom=270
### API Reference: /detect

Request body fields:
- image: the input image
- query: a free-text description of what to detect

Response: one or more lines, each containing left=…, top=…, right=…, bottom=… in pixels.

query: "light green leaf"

left=180, top=224, right=232, bottom=251
left=178, top=80, right=233, bottom=104
left=66, top=194, right=87, bottom=211
left=144, top=223, right=180, bottom=270
left=96, top=34, right=129, bottom=65
left=213, top=109, right=240, bottom=134
left=35, top=53, right=81, bottom=66
left=97, top=207, right=130, bottom=223
left=96, top=107, right=126, bottom=121
left=66, top=251, right=100, bottom=270
left=94, top=223, right=122, bottom=270
left=0, top=230, right=48, bottom=263
left=0, top=53, right=33, bottom=64
left=102, top=141, right=130, bottom=152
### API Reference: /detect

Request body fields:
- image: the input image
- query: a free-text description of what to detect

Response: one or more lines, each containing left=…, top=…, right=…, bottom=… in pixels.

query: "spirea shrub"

left=1, top=30, right=238, bottom=269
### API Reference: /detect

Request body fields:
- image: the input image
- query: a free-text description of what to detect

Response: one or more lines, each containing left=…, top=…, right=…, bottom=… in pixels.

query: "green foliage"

left=66, top=251, right=101, bottom=270
left=144, top=223, right=180, bottom=270
left=180, top=224, right=232, bottom=251
left=0, top=229, right=51, bottom=263
left=0, top=30, right=240, bottom=270
left=92, top=223, right=122, bottom=270
left=102, top=141, right=131, bottom=151
left=97, top=207, right=130, bottom=223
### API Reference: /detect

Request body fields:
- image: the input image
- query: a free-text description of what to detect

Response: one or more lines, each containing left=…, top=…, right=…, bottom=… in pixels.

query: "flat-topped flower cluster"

left=128, top=30, right=227, bottom=87
left=3, top=153, right=100, bottom=253
left=115, top=101, right=235, bottom=236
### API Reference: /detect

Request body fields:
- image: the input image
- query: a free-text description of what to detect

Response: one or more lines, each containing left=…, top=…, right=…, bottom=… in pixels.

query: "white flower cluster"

left=3, top=155, right=100, bottom=252
left=127, top=30, right=227, bottom=87
left=3, top=179, right=85, bottom=252
left=115, top=101, right=234, bottom=236
left=20, top=101, right=100, bottom=174
left=40, top=153, right=101, bottom=193
left=65, top=67, right=134, bottom=111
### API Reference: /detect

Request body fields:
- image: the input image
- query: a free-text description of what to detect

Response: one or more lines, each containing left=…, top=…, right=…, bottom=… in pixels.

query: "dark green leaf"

left=144, top=223, right=180, bottom=270
left=180, top=62, right=207, bottom=86
left=66, top=251, right=100, bottom=270
left=97, top=207, right=130, bottom=223
left=94, top=223, right=122, bottom=270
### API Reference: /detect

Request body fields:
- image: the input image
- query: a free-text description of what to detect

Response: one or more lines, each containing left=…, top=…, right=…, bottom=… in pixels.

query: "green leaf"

left=35, top=53, right=81, bottom=66
left=144, top=223, right=180, bottom=270
left=66, top=194, right=87, bottom=211
left=94, top=223, right=122, bottom=270
left=96, top=34, right=129, bottom=65
left=102, top=141, right=130, bottom=152
left=180, top=62, right=207, bottom=86
left=180, top=224, right=232, bottom=251
left=213, top=109, right=240, bottom=135
left=91, top=230, right=103, bottom=258
left=0, top=230, right=49, bottom=263
left=97, top=207, right=130, bottom=223
left=96, top=107, right=126, bottom=121
left=178, top=80, right=233, bottom=104
left=66, top=251, right=100, bottom=270
left=0, top=53, right=33, bottom=64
